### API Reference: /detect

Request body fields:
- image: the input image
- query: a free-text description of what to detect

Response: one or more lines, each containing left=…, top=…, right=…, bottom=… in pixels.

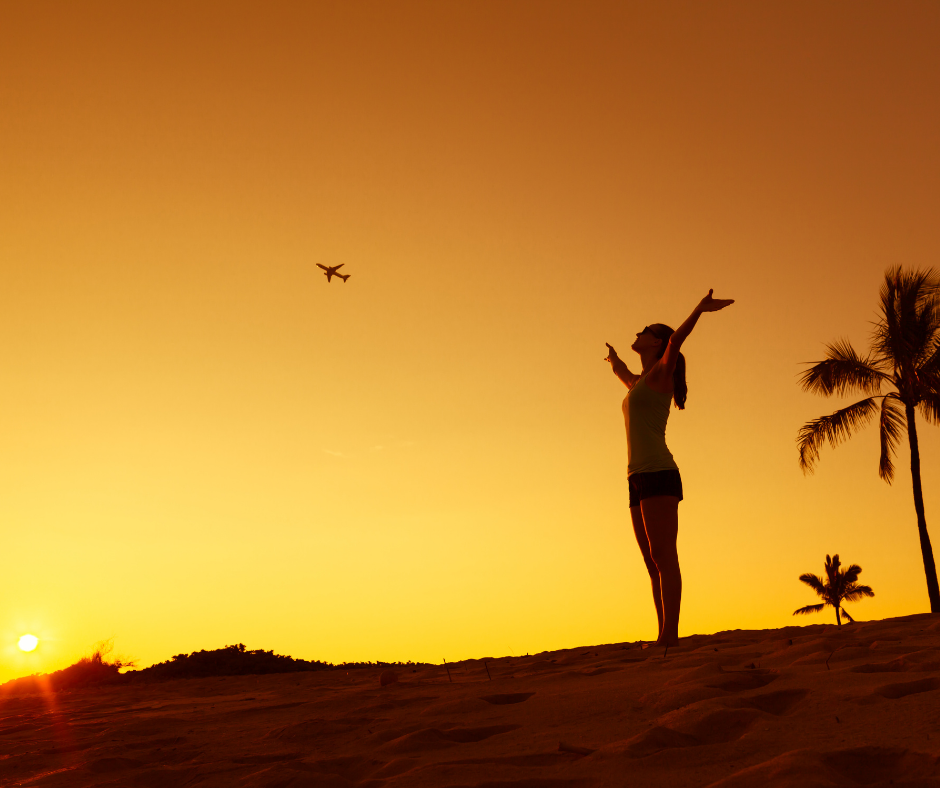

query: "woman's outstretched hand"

left=605, top=342, right=619, bottom=362
left=698, top=289, right=734, bottom=313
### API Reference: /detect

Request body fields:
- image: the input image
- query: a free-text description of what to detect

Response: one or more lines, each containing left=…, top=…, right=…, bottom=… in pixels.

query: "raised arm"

left=659, top=289, right=734, bottom=376
left=606, top=342, right=639, bottom=388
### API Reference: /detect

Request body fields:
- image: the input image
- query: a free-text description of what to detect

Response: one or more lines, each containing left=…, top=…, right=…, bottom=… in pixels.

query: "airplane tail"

left=340, top=274, right=351, bottom=282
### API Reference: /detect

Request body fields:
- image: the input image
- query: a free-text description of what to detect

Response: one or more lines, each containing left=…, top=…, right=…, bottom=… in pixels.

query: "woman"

left=606, top=289, right=733, bottom=646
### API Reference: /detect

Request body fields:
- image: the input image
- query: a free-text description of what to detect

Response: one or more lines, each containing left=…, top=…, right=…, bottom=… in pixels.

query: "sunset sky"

left=3, top=1, right=940, bottom=681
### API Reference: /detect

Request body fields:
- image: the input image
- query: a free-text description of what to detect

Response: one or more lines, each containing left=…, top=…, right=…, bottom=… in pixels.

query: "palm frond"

left=799, top=340, right=887, bottom=397
left=823, top=553, right=846, bottom=596
left=918, top=391, right=940, bottom=427
left=797, top=398, right=881, bottom=474
left=793, top=604, right=825, bottom=616
left=841, top=607, right=855, bottom=623
left=798, top=573, right=826, bottom=595
left=875, top=267, right=905, bottom=365
left=825, top=555, right=846, bottom=599
left=879, top=394, right=905, bottom=482
left=913, top=299, right=940, bottom=367
left=843, top=584, right=875, bottom=601
left=916, top=340, right=940, bottom=389
left=842, top=564, right=863, bottom=584
left=874, top=266, right=940, bottom=369
left=870, top=320, right=893, bottom=370
left=920, top=368, right=940, bottom=403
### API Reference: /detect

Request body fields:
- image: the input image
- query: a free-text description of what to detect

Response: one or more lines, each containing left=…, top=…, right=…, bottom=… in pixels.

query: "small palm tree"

left=793, top=554, right=875, bottom=626
left=797, top=267, right=940, bottom=612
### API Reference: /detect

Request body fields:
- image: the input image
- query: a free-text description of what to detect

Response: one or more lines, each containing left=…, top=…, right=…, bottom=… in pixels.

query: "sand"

left=3, top=613, right=940, bottom=787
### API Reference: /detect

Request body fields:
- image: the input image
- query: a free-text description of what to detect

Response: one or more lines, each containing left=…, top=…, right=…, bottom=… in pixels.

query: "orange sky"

left=2, top=1, right=940, bottom=681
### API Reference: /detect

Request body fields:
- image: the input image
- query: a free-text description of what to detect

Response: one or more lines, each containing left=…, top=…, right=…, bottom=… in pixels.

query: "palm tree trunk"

left=904, top=402, right=940, bottom=612
left=835, top=606, right=841, bottom=627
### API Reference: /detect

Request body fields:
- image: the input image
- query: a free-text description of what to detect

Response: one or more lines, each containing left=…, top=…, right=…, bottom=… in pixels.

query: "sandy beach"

left=3, top=613, right=939, bottom=787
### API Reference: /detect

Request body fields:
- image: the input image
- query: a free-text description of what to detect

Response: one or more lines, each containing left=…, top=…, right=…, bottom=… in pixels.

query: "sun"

left=18, top=634, right=39, bottom=652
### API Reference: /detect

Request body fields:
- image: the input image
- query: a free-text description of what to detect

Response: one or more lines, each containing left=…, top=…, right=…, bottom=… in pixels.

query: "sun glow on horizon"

left=18, top=634, right=39, bottom=653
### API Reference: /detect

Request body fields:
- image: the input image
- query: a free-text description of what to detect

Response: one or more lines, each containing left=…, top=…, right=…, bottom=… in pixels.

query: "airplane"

left=317, top=263, right=351, bottom=283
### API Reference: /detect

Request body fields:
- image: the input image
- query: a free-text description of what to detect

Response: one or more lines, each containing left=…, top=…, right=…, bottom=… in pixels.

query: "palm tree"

left=797, top=267, right=940, bottom=613
left=793, top=554, right=875, bottom=626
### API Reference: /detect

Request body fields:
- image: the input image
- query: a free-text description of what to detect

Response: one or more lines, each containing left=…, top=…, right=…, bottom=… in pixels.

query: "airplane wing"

left=316, top=264, right=328, bottom=271
left=334, top=263, right=344, bottom=270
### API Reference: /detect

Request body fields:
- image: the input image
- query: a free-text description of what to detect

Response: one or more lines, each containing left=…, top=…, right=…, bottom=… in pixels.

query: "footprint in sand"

left=85, top=757, right=145, bottom=774
left=706, top=668, right=779, bottom=693
left=851, top=657, right=911, bottom=673
left=725, top=688, right=808, bottom=716
left=420, top=698, right=491, bottom=715
left=382, top=724, right=521, bottom=754
left=852, top=648, right=940, bottom=674
left=479, top=692, right=535, bottom=705
left=233, top=753, right=305, bottom=765
left=292, top=754, right=391, bottom=784
left=708, top=745, right=940, bottom=787
left=621, top=708, right=766, bottom=757
left=579, top=666, right=624, bottom=677
left=268, top=716, right=378, bottom=743
left=622, top=725, right=700, bottom=757
left=873, top=676, right=940, bottom=700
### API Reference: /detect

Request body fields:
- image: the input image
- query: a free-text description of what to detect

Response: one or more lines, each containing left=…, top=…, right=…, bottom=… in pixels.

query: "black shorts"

left=629, top=469, right=683, bottom=508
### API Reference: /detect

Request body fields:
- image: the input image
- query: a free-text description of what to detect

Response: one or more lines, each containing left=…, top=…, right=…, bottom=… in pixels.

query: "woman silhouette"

left=606, top=290, right=733, bottom=646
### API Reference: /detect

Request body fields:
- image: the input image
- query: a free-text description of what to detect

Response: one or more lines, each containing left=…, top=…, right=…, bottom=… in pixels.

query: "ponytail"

left=651, top=324, right=688, bottom=410
left=673, top=352, right=687, bottom=410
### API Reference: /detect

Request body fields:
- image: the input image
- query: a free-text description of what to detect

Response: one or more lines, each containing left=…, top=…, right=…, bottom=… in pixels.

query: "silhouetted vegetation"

left=0, top=639, right=135, bottom=695
left=126, top=644, right=429, bottom=681
left=126, top=643, right=332, bottom=680
left=797, top=267, right=940, bottom=612
left=1, top=641, right=431, bottom=694
left=793, top=554, right=875, bottom=626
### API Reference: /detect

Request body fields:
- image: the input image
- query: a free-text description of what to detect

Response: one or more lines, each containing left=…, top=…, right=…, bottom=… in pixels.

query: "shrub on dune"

left=1, top=641, right=431, bottom=693
left=0, top=639, right=135, bottom=695
left=126, top=643, right=334, bottom=681
left=125, top=644, right=429, bottom=681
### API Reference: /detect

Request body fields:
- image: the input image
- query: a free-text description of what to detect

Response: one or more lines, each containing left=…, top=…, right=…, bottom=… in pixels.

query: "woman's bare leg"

left=630, top=504, right=663, bottom=640
left=640, top=496, right=681, bottom=646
